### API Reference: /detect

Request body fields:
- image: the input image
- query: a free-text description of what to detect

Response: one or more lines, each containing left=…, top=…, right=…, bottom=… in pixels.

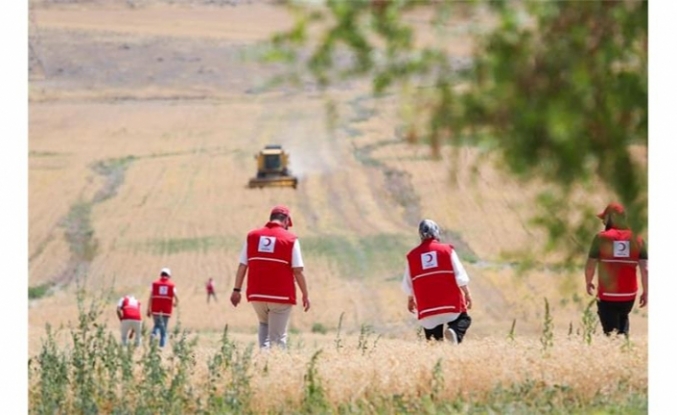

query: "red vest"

left=206, top=281, right=215, bottom=294
left=150, top=277, right=175, bottom=316
left=120, top=296, right=141, bottom=320
left=246, top=222, right=296, bottom=305
left=596, top=228, right=642, bottom=302
left=406, top=240, right=465, bottom=320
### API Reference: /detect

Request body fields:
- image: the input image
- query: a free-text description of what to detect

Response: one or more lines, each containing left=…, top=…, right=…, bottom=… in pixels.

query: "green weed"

left=28, top=282, right=54, bottom=300
left=507, top=318, right=517, bottom=342
left=581, top=298, right=598, bottom=345
left=29, top=289, right=647, bottom=414
left=301, top=350, right=329, bottom=414
left=312, top=322, right=328, bottom=334
left=540, top=298, right=554, bottom=352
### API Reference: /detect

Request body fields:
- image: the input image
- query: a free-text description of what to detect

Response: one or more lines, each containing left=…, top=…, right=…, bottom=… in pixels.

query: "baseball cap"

left=270, top=205, right=293, bottom=227
left=597, top=202, right=625, bottom=219
left=160, top=267, right=172, bottom=277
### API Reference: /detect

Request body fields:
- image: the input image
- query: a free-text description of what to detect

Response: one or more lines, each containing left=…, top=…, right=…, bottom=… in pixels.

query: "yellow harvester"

left=248, top=144, right=299, bottom=189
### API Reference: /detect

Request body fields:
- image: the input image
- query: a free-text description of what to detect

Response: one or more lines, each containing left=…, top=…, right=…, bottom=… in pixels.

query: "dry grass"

left=29, top=313, right=647, bottom=413
left=238, top=335, right=647, bottom=411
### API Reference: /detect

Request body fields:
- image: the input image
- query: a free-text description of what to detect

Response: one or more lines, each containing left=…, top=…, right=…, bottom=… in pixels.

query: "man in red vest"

left=230, top=205, right=310, bottom=349
left=402, top=219, right=473, bottom=344
left=146, top=267, right=179, bottom=347
left=585, top=202, right=648, bottom=336
left=117, top=294, right=142, bottom=346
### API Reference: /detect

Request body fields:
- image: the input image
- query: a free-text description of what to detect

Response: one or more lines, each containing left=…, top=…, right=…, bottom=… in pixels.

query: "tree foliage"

left=263, top=0, right=648, bottom=261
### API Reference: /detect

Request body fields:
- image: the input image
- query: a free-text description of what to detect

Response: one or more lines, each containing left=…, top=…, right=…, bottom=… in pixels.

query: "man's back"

left=150, top=277, right=176, bottom=316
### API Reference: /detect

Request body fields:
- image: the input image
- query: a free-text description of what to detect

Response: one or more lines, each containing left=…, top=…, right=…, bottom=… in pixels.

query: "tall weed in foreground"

left=430, top=358, right=444, bottom=401
left=30, top=290, right=647, bottom=414
left=334, top=311, right=345, bottom=352
left=540, top=298, right=554, bottom=352
left=29, top=287, right=201, bottom=415
left=69, top=287, right=112, bottom=414
left=206, top=325, right=254, bottom=414
left=356, top=323, right=381, bottom=356
left=507, top=318, right=517, bottom=342
left=164, top=321, right=199, bottom=412
left=30, top=324, right=69, bottom=415
left=581, top=298, right=598, bottom=344
left=134, top=321, right=199, bottom=415
left=301, top=350, right=330, bottom=415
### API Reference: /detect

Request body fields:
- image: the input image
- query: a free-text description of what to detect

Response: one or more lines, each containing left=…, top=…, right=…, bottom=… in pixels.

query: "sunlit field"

left=28, top=1, right=647, bottom=413
left=29, top=294, right=647, bottom=414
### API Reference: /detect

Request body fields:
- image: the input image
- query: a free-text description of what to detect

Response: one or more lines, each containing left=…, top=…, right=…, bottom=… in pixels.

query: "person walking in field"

left=206, top=277, right=217, bottom=303
left=230, top=205, right=311, bottom=349
left=117, top=294, right=142, bottom=346
left=146, top=267, right=179, bottom=348
left=585, top=202, right=648, bottom=336
left=402, top=219, right=473, bottom=344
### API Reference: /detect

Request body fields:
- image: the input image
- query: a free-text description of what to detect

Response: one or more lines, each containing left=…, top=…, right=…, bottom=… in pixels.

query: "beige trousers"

left=251, top=301, right=293, bottom=349
left=120, top=319, right=142, bottom=346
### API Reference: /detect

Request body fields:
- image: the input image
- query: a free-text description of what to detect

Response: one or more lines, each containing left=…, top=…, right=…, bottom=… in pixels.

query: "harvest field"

left=27, top=1, right=648, bottom=413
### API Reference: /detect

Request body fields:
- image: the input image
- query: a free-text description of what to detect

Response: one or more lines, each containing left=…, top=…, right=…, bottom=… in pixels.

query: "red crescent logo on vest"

left=262, top=237, right=272, bottom=247
left=618, top=242, right=628, bottom=252
left=424, top=253, right=433, bottom=264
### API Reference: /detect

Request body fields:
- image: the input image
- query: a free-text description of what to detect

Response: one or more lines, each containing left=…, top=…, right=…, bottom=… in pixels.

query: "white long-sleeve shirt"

left=239, top=239, right=304, bottom=268
left=401, top=249, right=469, bottom=329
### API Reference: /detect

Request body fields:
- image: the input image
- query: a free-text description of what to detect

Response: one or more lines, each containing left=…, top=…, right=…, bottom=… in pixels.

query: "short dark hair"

left=270, top=212, right=288, bottom=222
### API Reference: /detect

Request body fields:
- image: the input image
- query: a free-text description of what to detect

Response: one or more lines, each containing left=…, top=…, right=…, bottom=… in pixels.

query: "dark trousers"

left=207, top=292, right=217, bottom=303
left=424, top=312, right=472, bottom=343
left=597, top=299, right=635, bottom=336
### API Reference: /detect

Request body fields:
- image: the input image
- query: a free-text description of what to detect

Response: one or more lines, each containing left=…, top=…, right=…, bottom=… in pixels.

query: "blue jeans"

left=151, top=315, right=170, bottom=347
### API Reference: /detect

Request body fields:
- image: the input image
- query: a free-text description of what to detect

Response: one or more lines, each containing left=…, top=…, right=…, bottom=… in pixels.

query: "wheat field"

left=27, top=1, right=648, bottom=413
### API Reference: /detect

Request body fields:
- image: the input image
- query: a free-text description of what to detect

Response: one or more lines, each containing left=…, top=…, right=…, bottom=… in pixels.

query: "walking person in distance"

left=206, top=277, right=217, bottom=303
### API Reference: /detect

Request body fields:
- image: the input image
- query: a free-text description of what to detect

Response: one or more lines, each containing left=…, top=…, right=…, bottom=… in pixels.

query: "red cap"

left=270, top=205, right=293, bottom=227
left=597, top=202, right=625, bottom=219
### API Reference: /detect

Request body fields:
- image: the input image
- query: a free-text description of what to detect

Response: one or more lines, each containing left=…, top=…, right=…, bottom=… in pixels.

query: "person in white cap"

left=402, top=219, right=473, bottom=344
left=146, top=267, right=179, bottom=347
left=230, top=205, right=310, bottom=349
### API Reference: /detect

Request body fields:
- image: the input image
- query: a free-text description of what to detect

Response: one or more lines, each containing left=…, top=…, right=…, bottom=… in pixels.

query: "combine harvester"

left=248, top=144, right=299, bottom=189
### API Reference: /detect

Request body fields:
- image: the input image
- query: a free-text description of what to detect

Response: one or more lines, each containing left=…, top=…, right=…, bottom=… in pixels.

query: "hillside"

left=27, top=0, right=647, bottom=356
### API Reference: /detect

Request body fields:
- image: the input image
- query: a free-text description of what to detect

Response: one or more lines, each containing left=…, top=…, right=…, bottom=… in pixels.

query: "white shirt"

left=117, top=295, right=139, bottom=308
left=239, top=239, right=304, bottom=268
left=401, top=249, right=469, bottom=329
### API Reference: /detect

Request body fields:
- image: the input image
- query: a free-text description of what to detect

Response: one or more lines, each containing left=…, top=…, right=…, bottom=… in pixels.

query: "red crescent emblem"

left=424, top=253, right=433, bottom=263
left=262, top=237, right=272, bottom=247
